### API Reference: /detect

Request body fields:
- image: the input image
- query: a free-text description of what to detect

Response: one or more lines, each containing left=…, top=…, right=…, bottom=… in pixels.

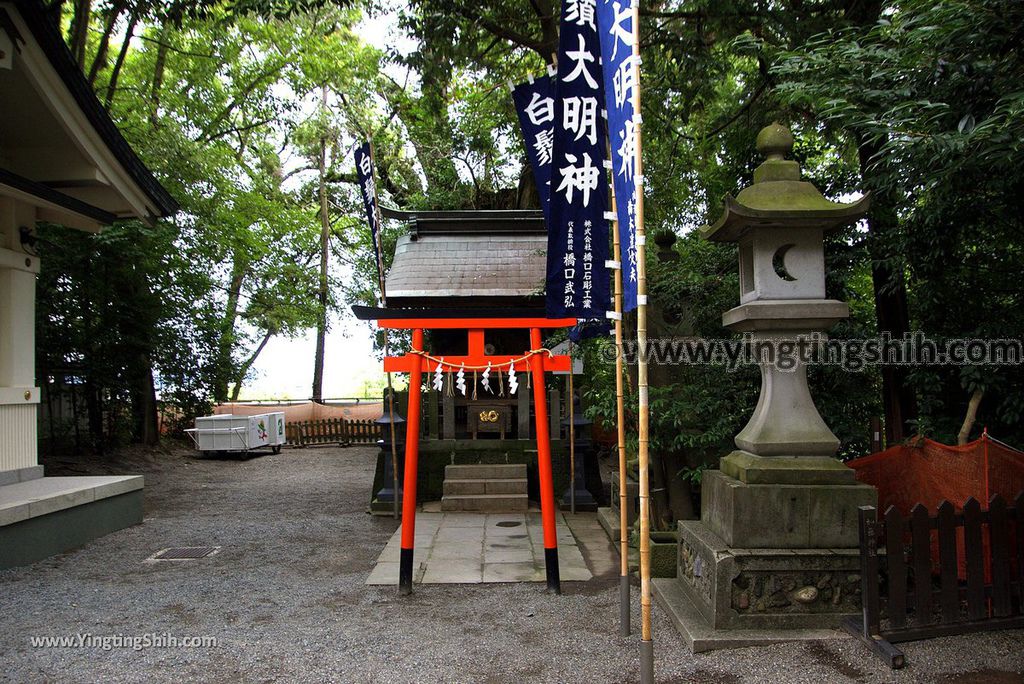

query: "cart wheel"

left=272, top=445, right=282, bottom=455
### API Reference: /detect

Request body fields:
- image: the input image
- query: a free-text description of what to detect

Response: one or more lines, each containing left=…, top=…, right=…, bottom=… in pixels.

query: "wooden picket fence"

left=285, top=418, right=379, bottom=447
left=847, top=493, right=1024, bottom=668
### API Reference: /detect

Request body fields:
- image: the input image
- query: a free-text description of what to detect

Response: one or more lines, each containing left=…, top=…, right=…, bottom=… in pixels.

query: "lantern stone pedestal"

left=654, top=124, right=877, bottom=651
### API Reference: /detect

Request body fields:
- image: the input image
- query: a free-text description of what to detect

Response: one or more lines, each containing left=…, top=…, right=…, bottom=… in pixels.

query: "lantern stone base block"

left=655, top=465, right=875, bottom=650
left=701, top=468, right=875, bottom=549
left=652, top=518, right=862, bottom=651
left=665, top=519, right=862, bottom=632
left=719, top=450, right=859, bottom=485
left=652, top=577, right=847, bottom=653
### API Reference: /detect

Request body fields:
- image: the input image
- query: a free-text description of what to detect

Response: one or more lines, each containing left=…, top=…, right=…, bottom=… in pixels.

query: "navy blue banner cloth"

left=545, top=0, right=612, bottom=319
left=568, top=319, right=613, bottom=342
left=354, top=142, right=384, bottom=290
left=597, top=0, right=639, bottom=312
left=512, top=75, right=556, bottom=224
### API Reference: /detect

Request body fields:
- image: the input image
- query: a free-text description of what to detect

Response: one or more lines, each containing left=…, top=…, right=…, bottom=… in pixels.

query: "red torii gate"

left=364, top=309, right=575, bottom=595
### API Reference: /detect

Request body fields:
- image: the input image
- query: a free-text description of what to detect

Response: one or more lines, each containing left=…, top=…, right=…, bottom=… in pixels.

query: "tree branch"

left=452, top=6, right=546, bottom=59
left=200, top=117, right=276, bottom=144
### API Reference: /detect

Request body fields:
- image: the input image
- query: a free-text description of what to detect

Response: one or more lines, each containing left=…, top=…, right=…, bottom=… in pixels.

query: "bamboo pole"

left=369, top=141, right=400, bottom=521
left=568, top=339, right=576, bottom=515
left=629, top=3, right=654, bottom=681
left=607, top=142, right=631, bottom=636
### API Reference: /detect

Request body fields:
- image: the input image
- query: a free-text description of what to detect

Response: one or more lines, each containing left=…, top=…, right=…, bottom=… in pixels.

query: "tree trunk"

left=139, top=359, right=159, bottom=446
left=68, top=0, right=92, bottom=67
left=213, top=261, right=247, bottom=403
left=312, top=85, right=330, bottom=403
left=957, top=388, right=984, bottom=446
left=148, top=17, right=175, bottom=127
left=77, top=248, right=105, bottom=451
left=103, top=9, right=139, bottom=109
left=665, top=452, right=697, bottom=520
left=843, top=0, right=918, bottom=445
left=87, top=1, right=125, bottom=85
left=516, top=160, right=539, bottom=209
left=858, top=137, right=917, bottom=444
left=230, top=328, right=275, bottom=402
left=647, top=454, right=672, bottom=531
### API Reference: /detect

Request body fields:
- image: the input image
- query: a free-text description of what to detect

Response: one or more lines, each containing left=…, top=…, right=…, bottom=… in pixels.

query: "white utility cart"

left=185, top=412, right=287, bottom=456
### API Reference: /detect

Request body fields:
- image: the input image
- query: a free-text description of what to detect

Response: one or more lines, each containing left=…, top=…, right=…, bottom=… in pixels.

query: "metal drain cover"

left=496, top=521, right=522, bottom=528
left=150, top=546, right=220, bottom=561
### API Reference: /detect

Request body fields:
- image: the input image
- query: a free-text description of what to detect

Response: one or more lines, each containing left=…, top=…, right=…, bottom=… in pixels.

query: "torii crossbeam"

left=356, top=307, right=575, bottom=595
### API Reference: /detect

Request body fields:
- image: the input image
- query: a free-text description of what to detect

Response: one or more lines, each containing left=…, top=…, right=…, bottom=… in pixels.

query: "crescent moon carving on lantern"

left=772, top=243, right=798, bottom=282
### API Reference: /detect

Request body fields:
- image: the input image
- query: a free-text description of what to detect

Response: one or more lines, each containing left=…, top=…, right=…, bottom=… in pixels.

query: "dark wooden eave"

left=352, top=305, right=553, bottom=321
left=4, top=0, right=179, bottom=218
left=380, top=206, right=545, bottom=237
left=0, top=167, right=116, bottom=225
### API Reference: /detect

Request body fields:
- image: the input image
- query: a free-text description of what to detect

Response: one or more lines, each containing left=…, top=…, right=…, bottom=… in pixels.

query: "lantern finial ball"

left=756, top=122, right=794, bottom=161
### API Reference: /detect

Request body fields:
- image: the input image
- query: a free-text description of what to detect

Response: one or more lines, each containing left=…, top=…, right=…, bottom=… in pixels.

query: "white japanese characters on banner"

left=545, top=0, right=611, bottom=318
left=512, top=75, right=557, bottom=224
left=354, top=142, right=384, bottom=289
left=597, top=0, right=639, bottom=311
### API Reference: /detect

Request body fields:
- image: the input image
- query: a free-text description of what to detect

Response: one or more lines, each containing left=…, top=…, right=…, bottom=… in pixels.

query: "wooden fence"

left=285, top=418, right=379, bottom=447
left=847, top=494, right=1024, bottom=668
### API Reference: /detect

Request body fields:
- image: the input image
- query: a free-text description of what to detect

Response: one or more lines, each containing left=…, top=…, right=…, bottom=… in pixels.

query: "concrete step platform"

left=0, top=475, right=144, bottom=570
left=444, top=463, right=526, bottom=480
left=441, top=493, right=529, bottom=512
left=443, top=478, right=527, bottom=496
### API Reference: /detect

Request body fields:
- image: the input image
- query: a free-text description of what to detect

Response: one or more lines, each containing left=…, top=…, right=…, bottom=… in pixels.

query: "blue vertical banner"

left=545, top=0, right=612, bottom=319
left=354, top=142, right=384, bottom=291
left=597, top=0, right=639, bottom=312
left=512, top=74, right=556, bottom=224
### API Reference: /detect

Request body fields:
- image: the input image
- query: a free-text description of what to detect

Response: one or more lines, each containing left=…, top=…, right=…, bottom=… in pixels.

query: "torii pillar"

left=377, top=315, right=574, bottom=595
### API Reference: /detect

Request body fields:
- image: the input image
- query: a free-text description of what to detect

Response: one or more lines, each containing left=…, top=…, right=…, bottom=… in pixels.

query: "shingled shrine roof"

left=381, top=207, right=547, bottom=307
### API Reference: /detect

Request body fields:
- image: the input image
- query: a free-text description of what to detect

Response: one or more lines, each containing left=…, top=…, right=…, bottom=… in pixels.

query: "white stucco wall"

left=0, top=198, right=41, bottom=472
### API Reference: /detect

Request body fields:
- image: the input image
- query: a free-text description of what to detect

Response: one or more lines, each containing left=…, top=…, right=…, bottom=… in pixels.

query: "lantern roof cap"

left=703, top=123, right=870, bottom=243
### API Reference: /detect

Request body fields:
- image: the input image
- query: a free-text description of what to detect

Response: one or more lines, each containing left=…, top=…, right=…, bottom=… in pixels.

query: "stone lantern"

left=372, top=391, right=405, bottom=512
left=561, top=399, right=597, bottom=511
left=712, top=122, right=870, bottom=485
left=654, top=124, right=878, bottom=648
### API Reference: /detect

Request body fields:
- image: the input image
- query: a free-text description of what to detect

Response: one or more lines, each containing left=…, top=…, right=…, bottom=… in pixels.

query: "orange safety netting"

left=848, top=431, right=1024, bottom=579
left=849, top=432, right=1024, bottom=514
left=213, top=401, right=384, bottom=423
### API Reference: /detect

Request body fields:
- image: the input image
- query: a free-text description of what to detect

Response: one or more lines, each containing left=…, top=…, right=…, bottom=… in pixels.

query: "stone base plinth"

left=674, top=520, right=862, bottom=631
left=720, top=450, right=858, bottom=485
left=653, top=578, right=845, bottom=653
left=702, top=468, right=875, bottom=548
left=370, top=497, right=401, bottom=516
left=596, top=507, right=638, bottom=569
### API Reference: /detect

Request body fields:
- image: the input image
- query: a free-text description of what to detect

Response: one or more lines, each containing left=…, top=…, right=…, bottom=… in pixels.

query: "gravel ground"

left=1, top=444, right=1023, bottom=684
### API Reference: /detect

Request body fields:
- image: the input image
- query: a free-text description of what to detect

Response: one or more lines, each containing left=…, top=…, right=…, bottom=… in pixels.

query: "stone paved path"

left=367, top=510, right=593, bottom=584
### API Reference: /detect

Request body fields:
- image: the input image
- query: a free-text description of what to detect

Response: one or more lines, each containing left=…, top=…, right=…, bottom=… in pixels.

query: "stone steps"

left=445, top=463, right=525, bottom=479
left=443, top=478, right=526, bottom=496
left=441, top=464, right=529, bottom=512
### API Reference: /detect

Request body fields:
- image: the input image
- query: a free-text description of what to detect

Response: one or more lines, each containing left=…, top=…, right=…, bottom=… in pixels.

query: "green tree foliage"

left=38, top=0, right=389, bottom=450
left=772, top=0, right=1024, bottom=443
left=37, top=0, right=1024, bottom=495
